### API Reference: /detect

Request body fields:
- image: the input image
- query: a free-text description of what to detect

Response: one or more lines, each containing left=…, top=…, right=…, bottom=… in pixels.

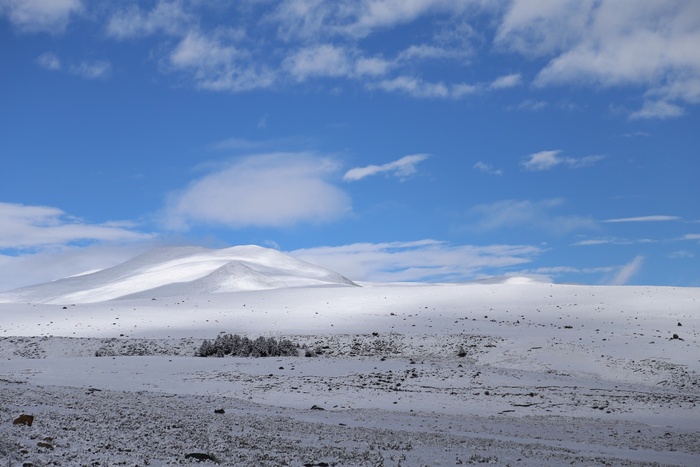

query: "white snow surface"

left=1, top=246, right=699, bottom=465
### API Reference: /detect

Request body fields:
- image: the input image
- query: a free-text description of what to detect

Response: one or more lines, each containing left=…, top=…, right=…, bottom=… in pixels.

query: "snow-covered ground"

left=1, top=247, right=699, bottom=465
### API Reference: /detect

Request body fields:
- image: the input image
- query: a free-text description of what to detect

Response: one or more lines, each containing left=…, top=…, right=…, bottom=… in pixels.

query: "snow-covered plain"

left=1, top=246, right=698, bottom=465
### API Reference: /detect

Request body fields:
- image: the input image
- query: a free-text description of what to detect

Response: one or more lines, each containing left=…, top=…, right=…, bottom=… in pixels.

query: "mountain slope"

left=0, top=245, right=357, bottom=304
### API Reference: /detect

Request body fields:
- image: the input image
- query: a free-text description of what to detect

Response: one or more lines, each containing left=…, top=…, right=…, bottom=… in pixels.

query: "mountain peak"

left=0, top=245, right=357, bottom=304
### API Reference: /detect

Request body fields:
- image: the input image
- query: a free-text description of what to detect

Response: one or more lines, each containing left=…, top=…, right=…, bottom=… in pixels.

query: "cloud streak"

left=0, top=202, right=152, bottom=250
left=522, top=150, right=604, bottom=171
left=604, top=215, right=680, bottom=223
left=344, top=154, right=430, bottom=181
left=290, top=239, right=542, bottom=282
left=466, top=199, right=597, bottom=235
left=610, top=255, right=644, bottom=285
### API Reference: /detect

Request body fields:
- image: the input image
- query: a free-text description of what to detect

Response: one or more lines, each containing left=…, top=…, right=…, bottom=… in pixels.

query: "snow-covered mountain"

left=0, top=245, right=357, bottom=304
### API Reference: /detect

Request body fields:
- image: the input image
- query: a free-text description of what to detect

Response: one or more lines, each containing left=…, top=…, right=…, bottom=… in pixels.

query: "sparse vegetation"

left=197, top=333, right=299, bottom=357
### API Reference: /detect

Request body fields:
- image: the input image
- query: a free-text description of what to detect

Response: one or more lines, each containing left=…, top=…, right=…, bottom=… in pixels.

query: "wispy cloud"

left=35, top=53, right=111, bottom=79
left=630, top=100, right=686, bottom=120
left=512, top=99, right=548, bottom=111
left=344, top=154, right=430, bottom=182
left=466, top=199, right=597, bottom=235
left=36, top=52, right=62, bottom=70
left=0, top=0, right=83, bottom=33
left=164, top=153, right=351, bottom=229
left=610, top=255, right=644, bottom=285
left=473, top=161, right=502, bottom=176
left=168, top=31, right=276, bottom=92
left=522, top=150, right=604, bottom=171
left=603, top=215, right=680, bottom=223
left=0, top=243, right=154, bottom=293
left=669, top=250, right=695, bottom=259
left=0, top=202, right=152, bottom=250
left=290, top=239, right=542, bottom=282
left=490, top=73, right=522, bottom=89
left=106, top=0, right=193, bottom=39
left=70, top=60, right=112, bottom=79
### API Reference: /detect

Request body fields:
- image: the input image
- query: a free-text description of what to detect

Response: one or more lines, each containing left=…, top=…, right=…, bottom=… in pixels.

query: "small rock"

left=310, top=405, right=325, bottom=410
left=13, top=414, right=34, bottom=426
left=214, top=409, right=225, bottom=414
left=678, top=322, right=682, bottom=326
left=185, top=452, right=216, bottom=462
left=37, top=442, right=53, bottom=450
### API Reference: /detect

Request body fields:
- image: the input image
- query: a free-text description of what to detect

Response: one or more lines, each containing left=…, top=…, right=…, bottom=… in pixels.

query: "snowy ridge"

left=0, top=245, right=357, bottom=304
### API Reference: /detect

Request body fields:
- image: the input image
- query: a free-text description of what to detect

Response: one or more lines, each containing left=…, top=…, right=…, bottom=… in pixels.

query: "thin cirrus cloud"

left=609, top=255, right=645, bottom=285
left=521, top=150, right=604, bottom=171
left=163, top=153, right=351, bottom=230
left=0, top=0, right=83, bottom=33
left=466, top=199, right=598, bottom=235
left=35, top=52, right=61, bottom=70
left=603, top=215, right=681, bottom=223
left=35, top=52, right=111, bottom=80
left=343, top=154, right=430, bottom=182
left=0, top=243, right=154, bottom=293
left=290, top=239, right=542, bottom=282
left=0, top=201, right=152, bottom=250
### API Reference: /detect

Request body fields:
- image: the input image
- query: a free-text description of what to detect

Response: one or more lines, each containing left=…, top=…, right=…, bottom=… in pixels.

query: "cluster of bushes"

left=198, top=333, right=300, bottom=358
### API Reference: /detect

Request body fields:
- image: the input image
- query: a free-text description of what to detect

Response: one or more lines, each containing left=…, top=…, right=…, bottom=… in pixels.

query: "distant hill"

left=0, top=245, right=357, bottom=304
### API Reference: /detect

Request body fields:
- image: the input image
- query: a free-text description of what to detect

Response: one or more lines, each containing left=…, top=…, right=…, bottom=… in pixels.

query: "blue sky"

left=1, top=0, right=699, bottom=290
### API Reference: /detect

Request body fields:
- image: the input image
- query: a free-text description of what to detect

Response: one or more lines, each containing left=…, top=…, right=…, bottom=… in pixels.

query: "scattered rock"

left=671, top=334, right=684, bottom=341
left=13, top=414, right=34, bottom=426
left=36, top=441, right=54, bottom=450
left=310, top=405, right=325, bottom=410
left=185, top=452, right=217, bottom=462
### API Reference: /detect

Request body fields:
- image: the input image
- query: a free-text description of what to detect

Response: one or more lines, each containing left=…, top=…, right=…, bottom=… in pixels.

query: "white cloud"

left=490, top=73, right=522, bottom=89
left=522, top=150, right=604, bottom=171
left=272, top=0, right=479, bottom=40
left=169, top=31, right=275, bottom=92
left=0, top=202, right=153, bottom=250
left=290, top=239, right=542, bottom=282
left=669, top=250, right=695, bottom=259
left=283, top=44, right=352, bottom=81
left=610, top=255, right=644, bottom=285
left=36, top=52, right=61, bottom=70
left=473, top=161, right=502, bottom=176
left=603, top=215, right=680, bottom=223
left=344, top=154, right=429, bottom=182
left=70, top=60, right=112, bottom=79
left=396, top=44, right=469, bottom=62
left=106, top=0, right=192, bottom=39
left=629, top=100, right=685, bottom=120
left=497, top=0, right=700, bottom=116
left=164, top=153, right=351, bottom=229
left=467, top=199, right=597, bottom=235
left=513, top=99, right=548, bottom=111
left=354, top=56, right=393, bottom=77
left=371, top=76, right=479, bottom=99
left=0, top=0, right=82, bottom=33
